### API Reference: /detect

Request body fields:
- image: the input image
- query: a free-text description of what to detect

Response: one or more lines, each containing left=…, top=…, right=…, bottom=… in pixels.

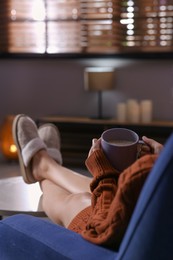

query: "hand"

left=88, top=138, right=101, bottom=157
left=141, top=136, right=163, bottom=155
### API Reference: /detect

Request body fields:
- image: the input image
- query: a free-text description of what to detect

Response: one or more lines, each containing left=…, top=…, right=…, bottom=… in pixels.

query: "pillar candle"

left=117, top=102, right=127, bottom=122
left=140, top=100, right=153, bottom=123
left=127, top=99, right=140, bottom=123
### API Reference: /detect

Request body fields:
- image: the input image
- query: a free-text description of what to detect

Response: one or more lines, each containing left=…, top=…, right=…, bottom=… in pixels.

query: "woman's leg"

left=12, top=114, right=92, bottom=225
left=33, top=151, right=92, bottom=226
left=32, top=150, right=92, bottom=194
left=40, top=179, right=91, bottom=227
left=13, top=114, right=91, bottom=193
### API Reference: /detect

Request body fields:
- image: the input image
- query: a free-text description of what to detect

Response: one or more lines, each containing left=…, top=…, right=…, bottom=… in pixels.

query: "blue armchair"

left=0, top=133, right=173, bottom=260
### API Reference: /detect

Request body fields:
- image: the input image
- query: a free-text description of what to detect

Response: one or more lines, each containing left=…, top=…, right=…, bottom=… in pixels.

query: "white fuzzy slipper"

left=38, top=123, right=63, bottom=165
left=12, top=114, right=46, bottom=184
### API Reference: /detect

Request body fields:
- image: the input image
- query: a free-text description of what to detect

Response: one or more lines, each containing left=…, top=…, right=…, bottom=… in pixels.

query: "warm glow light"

left=1, top=0, right=173, bottom=54
left=10, top=144, right=17, bottom=153
left=32, top=0, right=45, bottom=21
left=127, top=1, right=134, bottom=7
left=127, top=7, right=134, bottom=12
left=11, top=9, right=16, bottom=20
left=127, top=24, right=134, bottom=29
left=127, top=30, right=134, bottom=35
left=120, top=19, right=134, bottom=25
left=127, top=13, right=134, bottom=18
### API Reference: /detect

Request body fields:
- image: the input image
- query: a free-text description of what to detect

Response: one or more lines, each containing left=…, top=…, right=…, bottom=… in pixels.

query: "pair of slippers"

left=12, top=114, right=62, bottom=184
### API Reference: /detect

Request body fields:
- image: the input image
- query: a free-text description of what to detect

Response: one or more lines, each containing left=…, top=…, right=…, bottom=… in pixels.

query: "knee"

left=61, top=192, right=91, bottom=227
left=66, top=192, right=91, bottom=206
left=64, top=192, right=91, bottom=215
left=78, top=192, right=91, bottom=204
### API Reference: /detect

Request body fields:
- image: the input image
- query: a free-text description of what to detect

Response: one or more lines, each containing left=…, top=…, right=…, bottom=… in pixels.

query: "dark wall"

left=0, top=57, right=172, bottom=124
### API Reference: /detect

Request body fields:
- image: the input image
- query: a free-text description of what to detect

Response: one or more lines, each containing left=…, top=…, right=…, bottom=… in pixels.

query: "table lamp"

left=84, top=67, right=114, bottom=119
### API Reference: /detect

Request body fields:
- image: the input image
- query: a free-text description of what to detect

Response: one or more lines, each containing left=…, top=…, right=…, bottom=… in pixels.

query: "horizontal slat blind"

left=47, top=0, right=122, bottom=54
left=0, top=0, right=122, bottom=54
left=121, top=0, right=173, bottom=52
left=47, top=0, right=80, bottom=19
left=0, top=0, right=46, bottom=53
left=47, top=0, right=81, bottom=53
left=0, top=0, right=173, bottom=54
left=47, top=22, right=82, bottom=53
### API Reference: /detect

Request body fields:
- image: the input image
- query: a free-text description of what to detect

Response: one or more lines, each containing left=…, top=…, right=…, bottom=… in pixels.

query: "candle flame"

left=10, top=144, right=17, bottom=153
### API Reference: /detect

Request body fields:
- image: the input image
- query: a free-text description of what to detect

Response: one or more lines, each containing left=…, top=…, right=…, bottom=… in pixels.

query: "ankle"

left=32, top=150, right=49, bottom=181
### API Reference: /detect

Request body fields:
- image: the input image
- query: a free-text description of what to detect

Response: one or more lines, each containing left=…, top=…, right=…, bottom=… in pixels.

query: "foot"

left=12, top=114, right=47, bottom=184
left=38, top=123, right=63, bottom=165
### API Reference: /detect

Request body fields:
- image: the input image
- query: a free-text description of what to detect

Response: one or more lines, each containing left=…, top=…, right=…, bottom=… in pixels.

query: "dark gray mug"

left=101, top=128, right=143, bottom=171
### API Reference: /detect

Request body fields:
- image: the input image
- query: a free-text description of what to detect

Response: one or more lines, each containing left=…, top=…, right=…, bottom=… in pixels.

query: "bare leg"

left=13, top=114, right=92, bottom=227
left=41, top=179, right=91, bottom=227
left=32, top=150, right=92, bottom=194
left=31, top=150, right=92, bottom=226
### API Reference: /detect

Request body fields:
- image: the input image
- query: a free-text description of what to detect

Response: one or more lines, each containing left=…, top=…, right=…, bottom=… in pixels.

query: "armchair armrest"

left=0, top=214, right=117, bottom=260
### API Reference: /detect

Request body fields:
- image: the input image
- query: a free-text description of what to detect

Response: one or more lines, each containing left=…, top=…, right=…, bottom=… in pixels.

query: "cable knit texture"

left=68, top=149, right=158, bottom=250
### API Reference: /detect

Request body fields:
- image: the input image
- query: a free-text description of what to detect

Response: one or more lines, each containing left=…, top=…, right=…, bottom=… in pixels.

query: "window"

left=0, top=0, right=122, bottom=54
left=121, top=0, right=173, bottom=52
left=0, top=0, right=173, bottom=54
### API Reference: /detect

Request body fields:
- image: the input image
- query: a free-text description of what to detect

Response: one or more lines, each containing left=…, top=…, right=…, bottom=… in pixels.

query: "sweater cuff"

left=86, top=149, right=119, bottom=174
left=85, top=149, right=119, bottom=193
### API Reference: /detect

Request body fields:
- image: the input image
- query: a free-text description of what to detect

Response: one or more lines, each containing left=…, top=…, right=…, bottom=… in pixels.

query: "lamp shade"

left=84, top=67, right=114, bottom=91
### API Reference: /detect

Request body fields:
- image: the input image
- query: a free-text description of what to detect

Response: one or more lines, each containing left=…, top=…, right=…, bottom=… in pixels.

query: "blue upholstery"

left=0, top=133, right=173, bottom=259
left=0, top=215, right=117, bottom=260
left=118, top=131, right=173, bottom=260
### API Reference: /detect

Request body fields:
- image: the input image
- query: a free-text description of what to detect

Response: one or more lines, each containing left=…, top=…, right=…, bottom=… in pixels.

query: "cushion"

left=0, top=214, right=117, bottom=260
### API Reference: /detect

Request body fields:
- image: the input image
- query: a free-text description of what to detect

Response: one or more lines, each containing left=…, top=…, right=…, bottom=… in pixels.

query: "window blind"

left=0, top=0, right=173, bottom=54
left=0, top=0, right=122, bottom=54
left=0, top=1, right=46, bottom=53
left=121, top=0, right=173, bottom=52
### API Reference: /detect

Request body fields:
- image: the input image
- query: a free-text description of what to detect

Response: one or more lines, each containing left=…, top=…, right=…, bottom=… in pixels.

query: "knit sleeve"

left=85, top=149, right=120, bottom=192
left=82, top=154, right=158, bottom=250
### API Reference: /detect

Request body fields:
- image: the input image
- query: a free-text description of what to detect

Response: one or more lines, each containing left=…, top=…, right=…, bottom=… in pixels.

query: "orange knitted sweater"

left=68, top=150, right=158, bottom=250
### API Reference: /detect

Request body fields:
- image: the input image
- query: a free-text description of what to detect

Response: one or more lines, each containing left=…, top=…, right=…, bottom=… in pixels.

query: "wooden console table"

left=37, top=117, right=173, bottom=167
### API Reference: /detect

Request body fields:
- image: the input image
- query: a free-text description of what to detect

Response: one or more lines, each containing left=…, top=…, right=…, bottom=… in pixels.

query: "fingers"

left=92, top=138, right=101, bottom=149
left=142, top=136, right=163, bottom=155
left=142, top=136, right=155, bottom=146
left=92, top=138, right=97, bottom=146
left=88, top=138, right=101, bottom=157
left=140, top=143, right=151, bottom=155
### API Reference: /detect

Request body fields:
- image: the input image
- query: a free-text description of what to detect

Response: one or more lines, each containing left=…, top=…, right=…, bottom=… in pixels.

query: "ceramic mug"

left=101, top=128, right=144, bottom=171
